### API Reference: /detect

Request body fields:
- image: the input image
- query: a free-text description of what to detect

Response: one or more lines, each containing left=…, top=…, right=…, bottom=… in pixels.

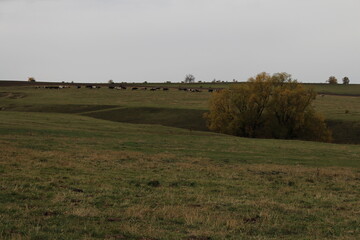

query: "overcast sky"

left=1, top=0, right=359, bottom=83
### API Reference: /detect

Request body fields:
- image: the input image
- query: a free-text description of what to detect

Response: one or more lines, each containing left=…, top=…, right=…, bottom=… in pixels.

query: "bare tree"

left=184, top=74, right=195, bottom=83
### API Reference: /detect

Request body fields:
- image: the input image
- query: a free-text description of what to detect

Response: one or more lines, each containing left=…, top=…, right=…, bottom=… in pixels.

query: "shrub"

left=204, top=72, right=332, bottom=142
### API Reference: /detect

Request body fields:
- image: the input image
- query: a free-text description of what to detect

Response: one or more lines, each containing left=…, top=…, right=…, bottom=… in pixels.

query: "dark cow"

left=189, top=89, right=201, bottom=92
left=132, top=87, right=138, bottom=90
left=115, top=86, right=127, bottom=90
left=163, top=88, right=169, bottom=91
left=45, top=86, right=60, bottom=89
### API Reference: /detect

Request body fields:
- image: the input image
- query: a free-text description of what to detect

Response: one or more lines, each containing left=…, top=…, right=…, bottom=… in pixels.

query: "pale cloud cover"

left=0, top=0, right=359, bottom=83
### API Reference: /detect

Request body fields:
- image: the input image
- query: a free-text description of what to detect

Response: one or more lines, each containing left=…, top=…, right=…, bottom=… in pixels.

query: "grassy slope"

left=1, top=86, right=359, bottom=143
left=1, top=111, right=360, bottom=240
left=314, top=95, right=360, bottom=143
left=1, top=85, right=360, bottom=239
left=307, top=83, right=360, bottom=96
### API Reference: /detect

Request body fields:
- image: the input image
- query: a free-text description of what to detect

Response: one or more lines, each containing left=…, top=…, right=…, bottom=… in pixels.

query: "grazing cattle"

left=45, top=86, right=60, bottom=89
left=115, top=86, right=127, bottom=90
left=132, top=87, right=138, bottom=90
left=189, top=89, right=201, bottom=92
left=116, top=86, right=127, bottom=90
left=163, top=88, right=169, bottom=91
left=76, top=86, right=81, bottom=89
left=208, top=89, right=213, bottom=92
left=108, top=86, right=115, bottom=89
left=86, top=85, right=93, bottom=89
left=142, top=87, right=147, bottom=90
left=150, top=88, right=157, bottom=91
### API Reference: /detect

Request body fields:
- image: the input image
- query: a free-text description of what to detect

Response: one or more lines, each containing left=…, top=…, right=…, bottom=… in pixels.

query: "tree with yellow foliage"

left=204, top=72, right=332, bottom=142
left=327, top=76, right=338, bottom=84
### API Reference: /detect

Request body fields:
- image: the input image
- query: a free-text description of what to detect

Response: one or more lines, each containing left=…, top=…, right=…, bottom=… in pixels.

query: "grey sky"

left=1, top=0, right=359, bottom=83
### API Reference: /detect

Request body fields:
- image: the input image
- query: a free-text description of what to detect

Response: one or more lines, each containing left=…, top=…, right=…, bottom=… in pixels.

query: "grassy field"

left=2, top=81, right=360, bottom=95
left=1, top=85, right=359, bottom=143
left=125, top=83, right=360, bottom=96
left=1, top=84, right=360, bottom=239
left=306, top=83, right=360, bottom=96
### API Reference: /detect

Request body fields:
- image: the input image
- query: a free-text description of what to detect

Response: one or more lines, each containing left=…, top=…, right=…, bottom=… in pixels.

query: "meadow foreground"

left=0, top=84, right=359, bottom=239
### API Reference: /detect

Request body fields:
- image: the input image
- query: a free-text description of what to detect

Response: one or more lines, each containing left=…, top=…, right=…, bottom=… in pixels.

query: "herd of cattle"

left=37, top=85, right=216, bottom=92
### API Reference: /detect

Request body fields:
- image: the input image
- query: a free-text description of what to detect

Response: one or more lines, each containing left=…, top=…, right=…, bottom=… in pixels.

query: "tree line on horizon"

left=25, top=75, right=352, bottom=85
left=327, top=76, right=350, bottom=85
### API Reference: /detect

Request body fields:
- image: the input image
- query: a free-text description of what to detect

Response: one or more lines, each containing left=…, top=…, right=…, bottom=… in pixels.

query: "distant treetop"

left=28, top=77, right=36, bottom=82
left=327, top=76, right=338, bottom=84
left=184, top=74, right=195, bottom=83
left=342, top=77, right=350, bottom=85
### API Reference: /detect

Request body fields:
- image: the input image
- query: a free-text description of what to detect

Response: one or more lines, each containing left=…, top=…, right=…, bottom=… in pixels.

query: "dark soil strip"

left=318, top=92, right=360, bottom=97
left=83, top=107, right=209, bottom=131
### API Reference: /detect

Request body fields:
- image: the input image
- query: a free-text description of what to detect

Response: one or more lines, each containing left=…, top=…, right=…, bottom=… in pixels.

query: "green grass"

left=314, top=95, right=360, bottom=121
left=128, top=82, right=360, bottom=95
left=307, top=83, right=360, bottom=95
left=0, top=111, right=360, bottom=239
left=0, top=86, right=210, bottom=109
left=0, top=85, right=360, bottom=239
left=1, top=86, right=359, bottom=143
left=313, top=95, right=360, bottom=144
